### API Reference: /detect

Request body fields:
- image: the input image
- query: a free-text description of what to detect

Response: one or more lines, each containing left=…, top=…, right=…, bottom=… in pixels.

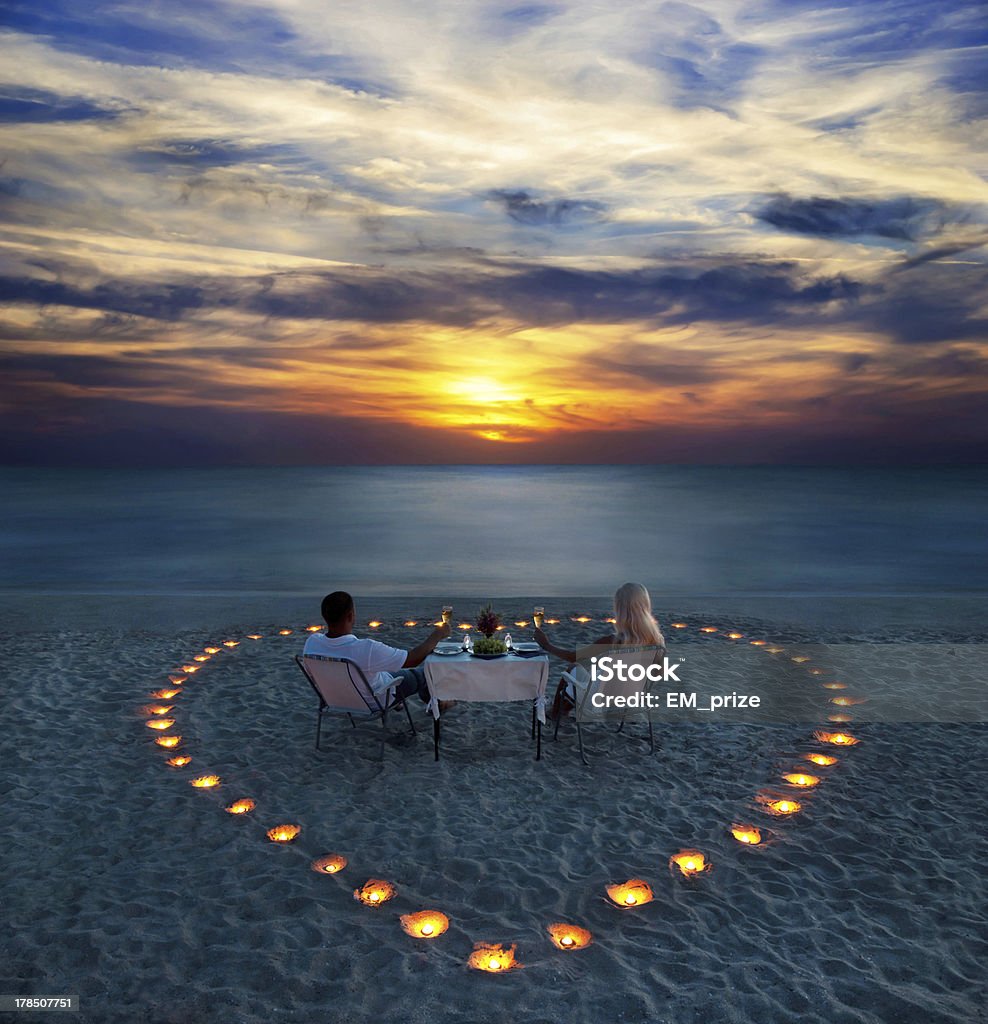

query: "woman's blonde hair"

left=613, top=582, right=665, bottom=648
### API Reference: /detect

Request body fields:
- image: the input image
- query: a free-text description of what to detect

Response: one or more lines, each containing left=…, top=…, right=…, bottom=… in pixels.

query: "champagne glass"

left=533, top=606, right=545, bottom=629
left=441, top=605, right=453, bottom=626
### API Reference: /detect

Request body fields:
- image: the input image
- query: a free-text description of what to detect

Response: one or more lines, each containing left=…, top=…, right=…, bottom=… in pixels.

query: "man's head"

left=321, top=591, right=356, bottom=634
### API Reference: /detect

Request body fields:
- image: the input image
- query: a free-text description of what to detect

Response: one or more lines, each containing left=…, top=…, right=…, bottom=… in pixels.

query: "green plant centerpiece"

left=472, top=603, right=507, bottom=655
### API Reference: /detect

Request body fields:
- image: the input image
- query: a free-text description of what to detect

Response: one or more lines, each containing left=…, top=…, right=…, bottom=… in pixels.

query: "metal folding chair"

left=295, top=653, right=416, bottom=752
left=551, top=645, right=661, bottom=765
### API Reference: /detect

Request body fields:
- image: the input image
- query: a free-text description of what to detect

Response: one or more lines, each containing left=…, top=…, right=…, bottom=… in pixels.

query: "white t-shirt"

left=302, top=632, right=407, bottom=694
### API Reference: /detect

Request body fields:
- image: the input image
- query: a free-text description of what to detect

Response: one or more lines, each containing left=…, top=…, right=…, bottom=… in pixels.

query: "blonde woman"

left=534, top=582, right=666, bottom=719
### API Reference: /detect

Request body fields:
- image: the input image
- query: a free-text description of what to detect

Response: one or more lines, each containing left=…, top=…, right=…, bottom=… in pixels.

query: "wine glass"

left=441, top=605, right=453, bottom=626
left=533, top=606, right=545, bottom=629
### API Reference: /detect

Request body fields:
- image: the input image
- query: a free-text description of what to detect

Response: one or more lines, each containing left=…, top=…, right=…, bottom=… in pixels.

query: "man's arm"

left=402, top=622, right=452, bottom=668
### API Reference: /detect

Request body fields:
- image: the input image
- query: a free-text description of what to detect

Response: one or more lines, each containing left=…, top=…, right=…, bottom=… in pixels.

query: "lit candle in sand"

left=805, top=753, right=837, bottom=767
left=547, top=923, right=592, bottom=950
left=815, top=730, right=858, bottom=745
left=730, top=824, right=762, bottom=845
left=400, top=910, right=449, bottom=939
left=606, top=879, right=653, bottom=908
left=468, top=943, right=519, bottom=972
left=267, top=824, right=301, bottom=843
left=155, top=735, right=181, bottom=748
left=225, top=799, right=255, bottom=814
left=190, top=775, right=220, bottom=788
left=782, top=773, right=820, bottom=788
left=354, top=879, right=396, bottom=905
left=311, top=854, right=348, bottom=874
left=669, top=850, right=711, bottom=876
left=146, top=718, right=175, bottom=730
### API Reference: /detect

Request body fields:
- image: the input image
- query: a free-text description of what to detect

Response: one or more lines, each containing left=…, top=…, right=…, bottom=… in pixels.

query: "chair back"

left=574, top=644, right=662, bottom=721
left=296, top=654, right=384, bottom=715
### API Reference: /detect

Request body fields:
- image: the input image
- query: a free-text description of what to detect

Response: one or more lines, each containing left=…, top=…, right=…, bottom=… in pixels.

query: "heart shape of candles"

left=144, top=617, right=859, bottom=972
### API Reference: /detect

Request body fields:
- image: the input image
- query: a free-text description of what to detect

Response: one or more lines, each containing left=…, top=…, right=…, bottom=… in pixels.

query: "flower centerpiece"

left=472, top=603, right=507, bottom=656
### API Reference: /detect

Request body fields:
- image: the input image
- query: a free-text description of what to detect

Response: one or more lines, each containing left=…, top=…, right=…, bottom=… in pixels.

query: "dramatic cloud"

left=0, top=0, right=985, bottom=464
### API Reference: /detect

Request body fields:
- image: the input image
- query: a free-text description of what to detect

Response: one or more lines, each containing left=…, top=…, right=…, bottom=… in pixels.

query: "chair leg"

left=576, top=722, right=590, bottom=767
left=433, top=717, right=440, bottom=762
left=403, top=700, right=416, bottom=734
left=531, top=705, right=536, bottom=739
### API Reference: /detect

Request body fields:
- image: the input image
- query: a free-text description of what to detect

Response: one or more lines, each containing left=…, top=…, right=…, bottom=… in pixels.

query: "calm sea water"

left=0, top=466, right=985, bottom=596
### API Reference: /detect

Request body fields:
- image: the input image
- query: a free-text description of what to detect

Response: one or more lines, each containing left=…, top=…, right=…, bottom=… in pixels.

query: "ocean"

left=2, top=465, right=985, bottom=598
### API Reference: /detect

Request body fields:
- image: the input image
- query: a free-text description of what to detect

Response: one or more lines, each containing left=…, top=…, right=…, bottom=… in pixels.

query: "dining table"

left=424, top=644, right=550, bottom=760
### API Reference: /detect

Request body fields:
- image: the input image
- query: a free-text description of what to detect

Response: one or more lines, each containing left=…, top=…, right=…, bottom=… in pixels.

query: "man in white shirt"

left=303, top=591, right=451, bottom=705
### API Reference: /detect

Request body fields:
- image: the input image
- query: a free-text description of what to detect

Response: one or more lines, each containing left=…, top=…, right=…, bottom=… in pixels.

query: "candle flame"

left=700, top=626, right=718, bottom=633
left=354, top=879, right=396, bottom=905
left=757, top=792, right=802, bottom=815
left=223, top=640, right=239, bottom=648
left=155, top=735, right=181, bottom=748
left=278, top=629, right=292, bottom=636
left=247, top=634, right=263, bottom=640
left=805, top=753, right=837, bottom=766
left=606, top=879, right=653, bottom=908
left=146, top=718, right=175, bottom=730
left=204, top=647, right=221, bottom=654
left=573, top=616, right=592, bottom=623
left=167, top=675, right=187, bottom=684
left=146, top=705, right=173, bottom=715
left=267, top=824, right=301, bottom=843
left=830, top=696, right=865, bottom=706
left=400, top=910, right=449, bottom=939
left=822, top=682, right=846, bottom=690
left=368, top=621, right=382, bottom=628
left=190, top=775, right=220, bottom=788
left=306, top=625, right=322, bottom=632
left=670, top=622, right=688, bottom=629
left=404, top=620, right=417, bottom=627
left=749, top=640, right=767, bottom=646
left=193, top=655, right=210, bottom=662
left=669, top=849, right=711, bottom=876
left=180, top=665, right=199, bottom=674
left=782, top=773, right=820, bottom=788
left=815, top=730, right=858, bottom=745
left=727, top=632, right=744, bottom=639
left=311, top=854, right=348, bottom=874
left=468, top=943, right=520, bottom=972
left=166, top=755, right=191, bottom=767
left=547, top=923, right=592, bottom=950
left=152, top=689, right=181, bottom=699
left=225, top=798, right=255, bottom=814
left=730, top=824, right=762, bottom=845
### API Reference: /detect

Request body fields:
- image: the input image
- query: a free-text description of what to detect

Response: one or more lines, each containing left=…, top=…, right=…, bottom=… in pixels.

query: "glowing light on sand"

left=810, top=668, right=824, bottom=675
left=368, top=621, right=382, bottom=628
left=573, top=616, right=592, bottom=623
left=193, top=655, right=210, bottom=662
left=547, top=923, right=592, bottom=950
left=306, top=625, right=322, bottom=632
left=267, top=824, right=301, bottom=843
left=180, top=665, right=199, bottom=674
left=546, top=618, right=560, bottom=625
left=166, top=755, right=191, bottom=767
left=247, top=634, right=263, bottom=640
left=146, top=718, right=175, bottom=730
left=749, top=640, right=767, bottom=646
left=830, top=696, right=865, bottom=706
left=458, top=623, right=472, bottom=630
left=152, top=689, right=181, bottom=699
left=828, top=713, right=853, bottom=723
left=805, top=753, right=837, bottom=766
left=669, top=850, right=711, bottom=876
left=822, top=682, right=846, bottom=690
left=190, top=775, right=220, bottom=788
left=403, top=621, right=417, bottom=627
left=730, top=824, right=762, bottom=845
left=700, top=626, right=718, bottom=633
left=514, top=620, right=529, bottom=627
left=766, top=647, right=785, bottom=654
left=468, top=943, right=519, bottom=972
left=782, top=773, right=820, bottom=788
left=791, top=656, right=810, bottom=663
left=354, top=879, right=395, bottom=905
left=278, top=629, right=292, bottom=636
left=605, top=617, right=617, bottom=624
left=146, top=705, right=173, bottom=715
left=225, top=799, right=255, bottom=814
left=155, top=735, right=181, bottom=748
left=311, top=854, right=348, bottom=874
left=757, top=793, right=802, bottom=815
left=606, top=879, right=653, bottom=908
left=400, top=910, right=449, bottom=939
left=168, top=675, right=187, bottom=684
left=204, top=647, right=221, bottom=654
left=670, top=622, right=688, bottom=629
left=815, top=730, right=858, bottom=745
left=223, top=640, right=239, bottom=648
left=727, top=632, right=744, bottom=639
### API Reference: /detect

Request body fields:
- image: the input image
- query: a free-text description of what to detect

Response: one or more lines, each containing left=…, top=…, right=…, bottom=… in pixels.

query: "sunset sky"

left=1, top=0, right=986, bottom=464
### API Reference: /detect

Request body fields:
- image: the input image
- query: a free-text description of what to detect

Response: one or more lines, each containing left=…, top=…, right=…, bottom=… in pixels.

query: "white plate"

left=513, top=643, right=541, bottom=652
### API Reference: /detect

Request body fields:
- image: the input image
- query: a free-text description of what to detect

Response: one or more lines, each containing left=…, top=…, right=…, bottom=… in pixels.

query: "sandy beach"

left=2, top=597, right=986, bottom=1024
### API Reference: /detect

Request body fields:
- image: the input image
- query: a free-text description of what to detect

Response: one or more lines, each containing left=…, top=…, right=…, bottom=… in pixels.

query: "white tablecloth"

left=424, top=652, right=550, bottom=723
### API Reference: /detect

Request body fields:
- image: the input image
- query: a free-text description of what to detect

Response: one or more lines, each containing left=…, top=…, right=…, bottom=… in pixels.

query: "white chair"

left=552, top=645, right=661, bottom=765
left=295, top=654, right=416, bottom=751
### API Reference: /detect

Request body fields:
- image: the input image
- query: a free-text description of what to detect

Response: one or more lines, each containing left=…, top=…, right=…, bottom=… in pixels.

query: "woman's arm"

left=534, top=628, right=614, bottom=663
